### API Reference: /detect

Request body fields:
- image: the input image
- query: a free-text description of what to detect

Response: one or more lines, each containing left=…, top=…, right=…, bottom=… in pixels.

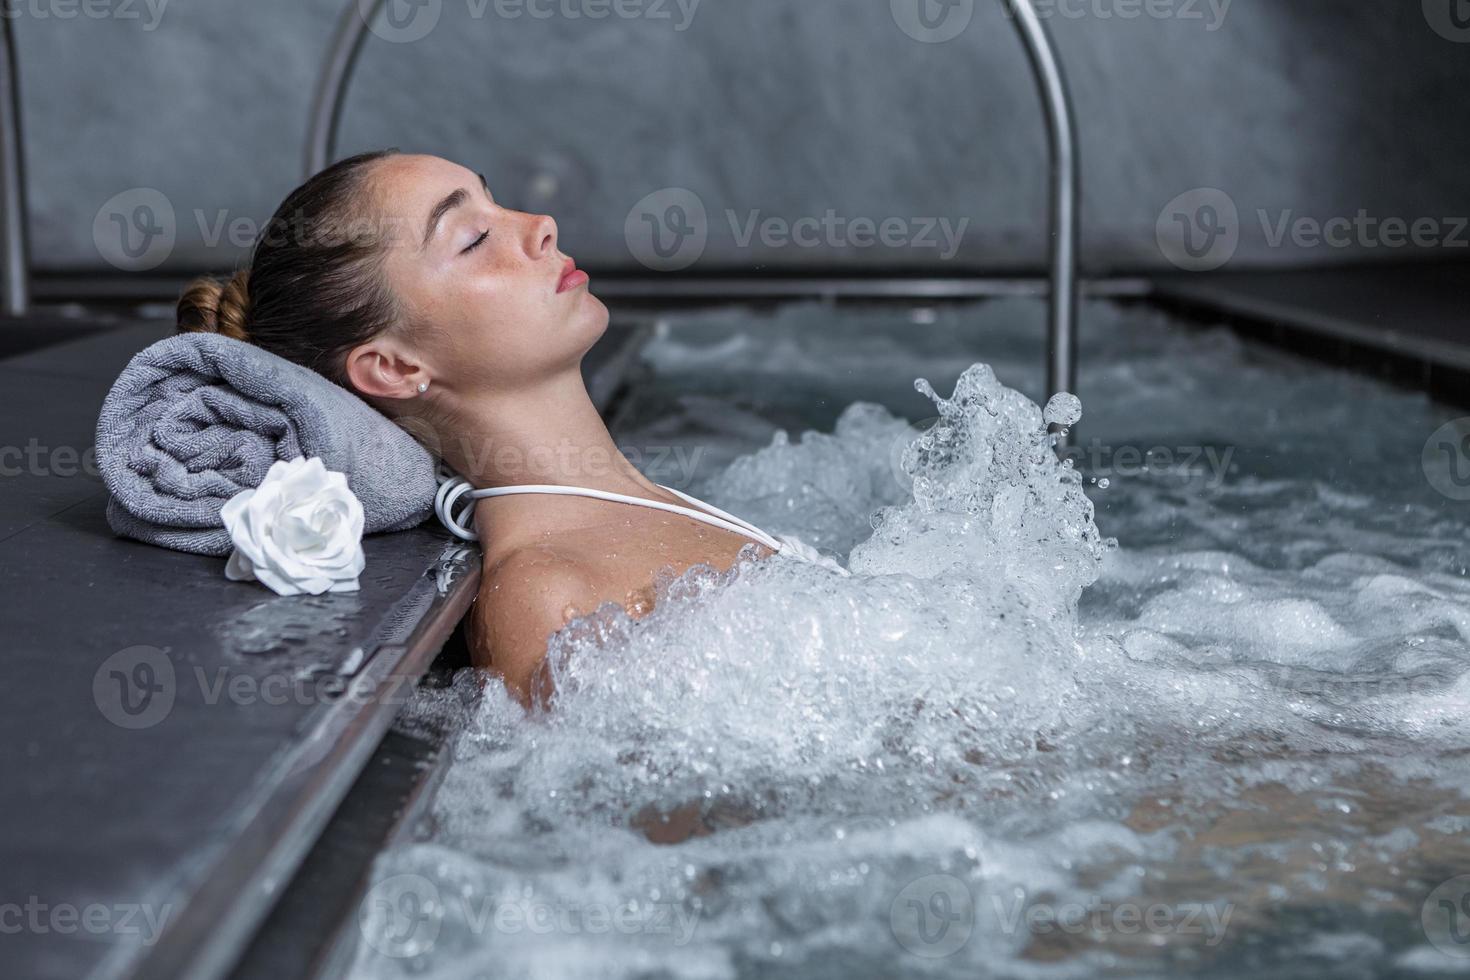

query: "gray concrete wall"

left=13, top=0, right=1470, bottom=274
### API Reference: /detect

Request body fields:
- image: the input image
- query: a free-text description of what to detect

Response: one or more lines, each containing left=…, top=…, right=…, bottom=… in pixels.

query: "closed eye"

left=462, top=230, right=489, bottom=254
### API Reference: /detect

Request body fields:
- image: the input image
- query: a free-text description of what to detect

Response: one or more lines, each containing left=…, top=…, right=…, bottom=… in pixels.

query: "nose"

left=524, top=212, right=557, bottom=259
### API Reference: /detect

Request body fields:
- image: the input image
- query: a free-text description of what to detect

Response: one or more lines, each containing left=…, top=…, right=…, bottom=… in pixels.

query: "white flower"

left=221, top=456, right=366, bottom=596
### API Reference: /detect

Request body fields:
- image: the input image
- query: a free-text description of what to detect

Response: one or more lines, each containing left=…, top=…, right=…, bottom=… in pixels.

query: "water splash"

left=351, top=302, right=1470, bottom=980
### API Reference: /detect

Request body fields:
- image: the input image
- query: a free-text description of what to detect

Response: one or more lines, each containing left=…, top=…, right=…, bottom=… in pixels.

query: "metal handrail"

left=1007, top=0, right=1079, bottom=403
left=305, top=0, right=388, bottom=181
left=1, top=14, right=30, bottom=317
left=307, top=0, right=1080, bottom=402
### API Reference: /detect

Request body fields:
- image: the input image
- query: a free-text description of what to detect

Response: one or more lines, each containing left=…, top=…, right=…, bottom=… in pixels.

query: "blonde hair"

left=177, top=269, right=251, bottom=342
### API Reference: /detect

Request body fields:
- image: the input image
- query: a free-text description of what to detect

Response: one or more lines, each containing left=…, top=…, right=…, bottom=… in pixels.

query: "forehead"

left=366, top=154, right=484, bottom=248
left=369, top=154, right=480, bottom=211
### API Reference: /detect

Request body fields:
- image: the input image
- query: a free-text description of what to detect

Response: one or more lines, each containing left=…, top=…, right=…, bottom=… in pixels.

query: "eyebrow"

left=420, top=174, right=496, bottom=249
left=422, top=188, right=468, bottom=249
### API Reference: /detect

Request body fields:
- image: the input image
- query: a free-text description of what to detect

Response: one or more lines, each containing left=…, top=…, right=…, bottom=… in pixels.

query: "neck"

left=422, top=368, right=668, bottom=538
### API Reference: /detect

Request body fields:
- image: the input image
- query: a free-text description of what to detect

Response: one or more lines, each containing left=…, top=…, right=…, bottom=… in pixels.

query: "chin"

left=581, top=293, right=611, bottom=337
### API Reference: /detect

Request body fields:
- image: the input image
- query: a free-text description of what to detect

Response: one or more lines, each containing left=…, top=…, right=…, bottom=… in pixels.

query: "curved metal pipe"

left=302, top=0, right=1082, bottom=411
left=0, top=15, right=30, bottom=317
left=1007, top=0, right=1080, bottom=407
left=304, top=0, right=387, bottom=179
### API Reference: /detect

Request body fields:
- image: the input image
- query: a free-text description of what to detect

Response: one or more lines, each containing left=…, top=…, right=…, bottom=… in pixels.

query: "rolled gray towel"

left=95, top=332, right=438, bottom=556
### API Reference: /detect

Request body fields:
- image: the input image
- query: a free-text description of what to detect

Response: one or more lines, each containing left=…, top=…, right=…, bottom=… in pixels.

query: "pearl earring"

left=416, top=381, right=429, bottom=394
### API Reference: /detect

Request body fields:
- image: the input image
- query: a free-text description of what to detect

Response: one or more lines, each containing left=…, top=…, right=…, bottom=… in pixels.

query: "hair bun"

left=177, top=270, right=251, bottom=341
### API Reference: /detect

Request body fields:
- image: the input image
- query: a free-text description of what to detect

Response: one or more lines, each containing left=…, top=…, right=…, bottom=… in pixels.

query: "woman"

left=178, top=150, right=787, bottom=706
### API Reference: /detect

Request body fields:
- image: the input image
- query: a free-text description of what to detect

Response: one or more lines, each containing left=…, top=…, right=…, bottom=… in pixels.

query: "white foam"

left=352, top=301, right=1470, bottom=979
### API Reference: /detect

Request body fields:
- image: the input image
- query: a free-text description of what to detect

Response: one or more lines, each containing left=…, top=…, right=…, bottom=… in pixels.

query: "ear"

left=344, top=339, right=428, bottom=401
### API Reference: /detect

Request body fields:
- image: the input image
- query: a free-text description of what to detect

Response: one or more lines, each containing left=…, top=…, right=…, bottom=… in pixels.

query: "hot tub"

left=338, top=295, right=1470, bottom=979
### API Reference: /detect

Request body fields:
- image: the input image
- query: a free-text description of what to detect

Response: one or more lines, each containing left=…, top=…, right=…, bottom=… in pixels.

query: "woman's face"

left=369, top=153, right=608, bottom=393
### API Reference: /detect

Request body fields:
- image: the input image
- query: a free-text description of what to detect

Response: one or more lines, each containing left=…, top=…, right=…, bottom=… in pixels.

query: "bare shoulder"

left=469, top=546, right=603, bottom=702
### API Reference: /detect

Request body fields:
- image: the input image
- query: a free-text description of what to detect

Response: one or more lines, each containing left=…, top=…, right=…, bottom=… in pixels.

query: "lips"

left=556, top=258, right=590, bottom=294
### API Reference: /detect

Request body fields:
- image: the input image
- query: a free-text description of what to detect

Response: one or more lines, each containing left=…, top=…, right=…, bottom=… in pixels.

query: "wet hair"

left=177, top=149, right=403, bottom=390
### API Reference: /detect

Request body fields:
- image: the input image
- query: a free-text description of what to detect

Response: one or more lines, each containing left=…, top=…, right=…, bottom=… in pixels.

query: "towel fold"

left=95, top=332, right=438, bottom=556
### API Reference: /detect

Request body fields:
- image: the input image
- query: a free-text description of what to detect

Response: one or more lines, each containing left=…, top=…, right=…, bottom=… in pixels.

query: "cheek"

left=412, top=254, right=569, bottom=367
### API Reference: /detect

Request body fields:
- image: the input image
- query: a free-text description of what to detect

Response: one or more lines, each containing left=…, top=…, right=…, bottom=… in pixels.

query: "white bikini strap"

left=658, top=485, right=773, bottom=540
left=434, top=475, right=783, bottom=552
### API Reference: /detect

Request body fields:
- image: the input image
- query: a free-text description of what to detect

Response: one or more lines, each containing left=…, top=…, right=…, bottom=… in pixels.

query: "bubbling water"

left=352, top=319, right=1470, bottom=980
left=464, top=363, right=1109, bottom=827
left=353, top=363, right=1128, bottom=978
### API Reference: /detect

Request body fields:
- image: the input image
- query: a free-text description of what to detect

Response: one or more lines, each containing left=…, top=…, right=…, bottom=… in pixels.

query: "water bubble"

left=1043, top=392, right=1083, bottom=428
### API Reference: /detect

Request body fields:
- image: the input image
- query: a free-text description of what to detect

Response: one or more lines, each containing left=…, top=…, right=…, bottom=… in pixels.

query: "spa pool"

left=349, top=298, right=1470, bottom=979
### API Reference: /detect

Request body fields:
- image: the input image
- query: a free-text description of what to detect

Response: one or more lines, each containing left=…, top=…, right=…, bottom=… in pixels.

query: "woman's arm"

left=469, top=550, right=600, bottom=707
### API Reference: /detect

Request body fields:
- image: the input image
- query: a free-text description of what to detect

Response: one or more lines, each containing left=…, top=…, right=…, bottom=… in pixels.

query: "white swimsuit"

left=434, top=474, right=848, bottom=575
